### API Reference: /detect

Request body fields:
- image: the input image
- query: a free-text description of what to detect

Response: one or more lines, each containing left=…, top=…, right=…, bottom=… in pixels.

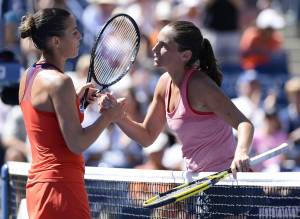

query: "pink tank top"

left=165, top=69, right=236, bottom=172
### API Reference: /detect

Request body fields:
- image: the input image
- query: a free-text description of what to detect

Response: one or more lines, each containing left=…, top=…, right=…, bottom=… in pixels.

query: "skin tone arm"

left=50, top=74, right=126, bottom=154
left=19, top=69, right=126, bottom=155
left=189, top=71, right=254, bottom=174
left=100, top=74, right=169, bottom=147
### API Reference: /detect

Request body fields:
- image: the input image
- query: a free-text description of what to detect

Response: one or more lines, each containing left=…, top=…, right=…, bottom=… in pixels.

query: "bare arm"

left=115, top=74, right=168, bottom=146
left=189, top=74, right=254, bottom=173
left=50, top=74, right=125, bottom=154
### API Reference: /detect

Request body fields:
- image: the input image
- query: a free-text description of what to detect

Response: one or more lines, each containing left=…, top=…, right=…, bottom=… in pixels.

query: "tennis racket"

left=80, top=13, right=140, bottom=110
left=143, top=142, right=289, bottom=208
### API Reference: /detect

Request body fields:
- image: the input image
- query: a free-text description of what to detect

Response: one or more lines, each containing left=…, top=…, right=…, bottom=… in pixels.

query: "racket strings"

left=96, top=17, right=126, bottom=73
left=93, top=17, right=139, bottom=86
left=98, top=21, right=137, bottom=82
left=99, top=18, right=136, bottom=81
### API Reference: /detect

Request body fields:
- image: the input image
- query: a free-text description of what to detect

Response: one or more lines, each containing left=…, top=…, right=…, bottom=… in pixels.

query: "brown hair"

left=167, top=21, right=223, bottom=86
left=19, top=8, right=71, bottom=52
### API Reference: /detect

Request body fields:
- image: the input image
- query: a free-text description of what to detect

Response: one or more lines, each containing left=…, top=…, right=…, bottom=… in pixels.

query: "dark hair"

left=19, top=8, right=71, bottom=52
left=167, top=21, right=223, bottom=86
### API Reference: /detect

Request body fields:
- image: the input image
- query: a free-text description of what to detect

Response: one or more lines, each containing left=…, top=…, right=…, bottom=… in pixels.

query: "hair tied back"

left=20, top=15, right=36, bottom=39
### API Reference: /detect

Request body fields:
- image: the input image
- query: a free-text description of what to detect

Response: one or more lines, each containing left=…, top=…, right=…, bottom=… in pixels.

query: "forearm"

left=235, top=121, right=254, bottom=156
left=117, top=115, right=156, bottom=147
left=66, top=115, right=111, bottom=154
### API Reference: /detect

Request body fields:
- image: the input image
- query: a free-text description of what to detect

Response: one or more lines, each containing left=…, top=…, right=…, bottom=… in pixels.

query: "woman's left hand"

left=230, top=152, right=250, bottom=178
left=77, top=82, right=99, bottom=103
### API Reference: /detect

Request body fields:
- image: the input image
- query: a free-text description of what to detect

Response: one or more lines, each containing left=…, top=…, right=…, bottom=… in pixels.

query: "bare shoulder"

left=155, top=72, right=170, bottom=98
left=189, top=70, right=217, bottom=91
left=188, top=70, right=224, bottom=104
left=39, top=70, right=74, bottom=95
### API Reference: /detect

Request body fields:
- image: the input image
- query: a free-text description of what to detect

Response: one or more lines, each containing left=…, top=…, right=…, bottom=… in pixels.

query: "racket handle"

left=80, top=88, right=90, bottom=110
left=249, top=143, right=289, bottom=166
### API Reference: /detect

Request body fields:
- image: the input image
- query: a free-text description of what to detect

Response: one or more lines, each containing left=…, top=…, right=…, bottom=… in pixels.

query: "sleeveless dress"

left=165, top=69, right=236, bottom=172
left=20, top=63, right=91, bottom=219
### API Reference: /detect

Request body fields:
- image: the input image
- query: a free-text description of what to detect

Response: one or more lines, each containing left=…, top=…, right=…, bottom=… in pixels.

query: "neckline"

left=34, top=62, right=63, bottom=73
left=166, top=68, right=195, bottom=114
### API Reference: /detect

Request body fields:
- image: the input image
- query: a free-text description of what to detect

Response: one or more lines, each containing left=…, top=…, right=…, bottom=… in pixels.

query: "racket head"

left=90, top=13, right=140, bottom=90
left=143, top=170, right=230, bottom=208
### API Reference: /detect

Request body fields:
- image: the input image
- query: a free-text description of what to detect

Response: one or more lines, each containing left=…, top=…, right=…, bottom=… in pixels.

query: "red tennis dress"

left=20, top=63, right=91, bottom=219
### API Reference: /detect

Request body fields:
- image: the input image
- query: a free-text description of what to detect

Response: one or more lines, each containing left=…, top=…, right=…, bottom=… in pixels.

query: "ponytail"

left=167, top=21, right=223, bottom=87
left=199, top=38, right=223, bottom=87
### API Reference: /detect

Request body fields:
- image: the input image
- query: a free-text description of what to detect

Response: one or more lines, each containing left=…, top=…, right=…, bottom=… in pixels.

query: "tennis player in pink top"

left=100, top=21, right=254, bottom=175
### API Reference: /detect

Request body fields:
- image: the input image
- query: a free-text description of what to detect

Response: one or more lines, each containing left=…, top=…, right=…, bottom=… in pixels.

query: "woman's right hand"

left=98, top=93, right=127, bottom=122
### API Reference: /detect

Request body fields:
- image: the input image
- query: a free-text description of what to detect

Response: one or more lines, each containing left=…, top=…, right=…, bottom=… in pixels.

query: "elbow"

left=142, top=139, right=155, bottom=148
left=69, top=147, right=83, bottom=155
left=248, top=120, right=255, bottom=133
left=140, top=134, right=159, bottom=147
left=65, top=141, right=85, bottom=155
left=238, top=119, right=254, bottom=135
left=67, top=145, right=83, bottom=155
left=140, top=132, right=156, bottom=147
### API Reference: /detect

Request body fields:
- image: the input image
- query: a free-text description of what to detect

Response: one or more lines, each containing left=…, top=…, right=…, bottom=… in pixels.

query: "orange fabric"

left=20, top=63, right=90, bottom=219
left=240, top=27, right=283, bottom=69
left=26, top=182, right=90, bottom=219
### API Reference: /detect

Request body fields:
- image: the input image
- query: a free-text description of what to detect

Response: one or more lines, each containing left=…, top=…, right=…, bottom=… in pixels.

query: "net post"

left=1, top=163, right=9, bottom=219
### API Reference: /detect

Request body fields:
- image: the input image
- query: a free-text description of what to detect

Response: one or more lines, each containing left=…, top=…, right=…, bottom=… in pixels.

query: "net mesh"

left=4, top=162, right=300, bottom=219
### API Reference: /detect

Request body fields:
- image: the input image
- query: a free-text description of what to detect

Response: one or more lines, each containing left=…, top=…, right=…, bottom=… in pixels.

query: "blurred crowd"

left=1, top=0, right=300, bottom=173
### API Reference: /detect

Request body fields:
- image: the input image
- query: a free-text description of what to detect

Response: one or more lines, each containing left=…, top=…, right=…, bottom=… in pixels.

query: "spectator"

left=202, top=0, right=243, bottom=63
left=280, top=77, right=300, bottom=142
left=251, top=109, right=288, bottom=172
left=240, top=8, right=286, bottom=70
left=135, top=132, right=169, bottom=170
left=3, top=1, right=25, bottom=58
left=0, top=98, right=12, bottom=166
left=2, top=105, right=30, bottom=162
left=34, top=0, right=68, bottom=10
left=149, top=0, right=172, bottom=48
left=0, top=50, right=19, bottom=165
left=173, top=0, right=202, bottom=28
left=278, top=77, right=300, bottom=171
left=232, top=70, right=265, bottom=130
left=239, top=0, right=260, bottom=30
left=124, top=0, right=156, bottom=37
left=98, top=86, right=145, bottom=168
left=162, top=142, right=185, bottom=171
left=67, top=54, right=90, bottom=90
left=82, top=0, right=118, bottom=50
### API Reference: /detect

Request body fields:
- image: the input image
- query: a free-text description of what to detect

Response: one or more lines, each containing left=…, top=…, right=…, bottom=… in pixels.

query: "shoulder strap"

left=22, top=65, right=41, bottom=101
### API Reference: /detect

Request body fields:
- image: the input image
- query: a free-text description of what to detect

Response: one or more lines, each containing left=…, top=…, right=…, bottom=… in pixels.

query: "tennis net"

left=2, top=161, right=300, bottom=218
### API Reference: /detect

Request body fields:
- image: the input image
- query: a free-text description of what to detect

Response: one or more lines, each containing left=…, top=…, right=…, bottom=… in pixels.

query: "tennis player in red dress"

left=18, top=8, right=125, bottom=218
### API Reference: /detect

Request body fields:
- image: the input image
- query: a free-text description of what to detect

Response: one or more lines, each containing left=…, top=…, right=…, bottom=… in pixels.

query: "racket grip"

left=80, top=88, right=90, bottom=110
left=249, top=143, right=289, bottom=166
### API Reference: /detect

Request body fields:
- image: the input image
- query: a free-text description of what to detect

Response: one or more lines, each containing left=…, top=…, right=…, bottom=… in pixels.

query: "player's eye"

left=73, top=30, right=78, bottom=36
